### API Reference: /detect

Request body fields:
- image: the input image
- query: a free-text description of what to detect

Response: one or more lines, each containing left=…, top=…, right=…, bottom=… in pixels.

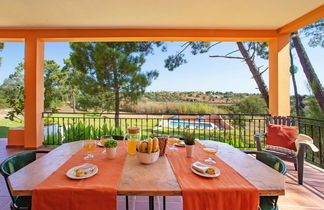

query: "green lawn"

left=0, top=119, right=24, bottom=138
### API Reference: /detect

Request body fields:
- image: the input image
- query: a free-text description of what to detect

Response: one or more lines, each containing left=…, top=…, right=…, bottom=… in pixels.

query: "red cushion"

left=266, top=124, right=298, bottom=151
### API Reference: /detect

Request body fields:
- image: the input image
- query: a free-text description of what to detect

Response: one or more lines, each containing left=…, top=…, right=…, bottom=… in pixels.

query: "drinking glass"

left=168, top=137, right=181, bottom=151
left=202, top=144, right=218, bottom=164
left=82, top=140, right=96, bottom=160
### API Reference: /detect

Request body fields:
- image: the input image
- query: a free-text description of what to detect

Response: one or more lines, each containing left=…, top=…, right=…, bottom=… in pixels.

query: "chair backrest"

left=0, top=151, right=40, bottom=205
left=265, top=116, right=299, bottom=153
left=256, top=151, right=287, bottom=175
left=256, top=152, right=285, bottom=210
left=0, top=151, right=38, bottom=177
left=268, top=116, right=296, bottom=126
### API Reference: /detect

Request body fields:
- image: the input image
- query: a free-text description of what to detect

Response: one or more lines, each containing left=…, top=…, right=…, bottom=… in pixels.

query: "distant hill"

left=142, top=91, right=259, bottom=105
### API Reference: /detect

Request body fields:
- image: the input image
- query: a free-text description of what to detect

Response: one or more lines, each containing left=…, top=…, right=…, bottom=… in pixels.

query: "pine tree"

left=69, top=42, right=160, bottom=127
left=292, top=19, right=324, bottom=113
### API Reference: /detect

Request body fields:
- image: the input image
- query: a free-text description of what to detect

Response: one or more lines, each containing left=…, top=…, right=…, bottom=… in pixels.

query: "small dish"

left=175, top=141, right=185, bottom=147
left=97, top=141, right=104, bottom=147
left=191, top=163, right=220, bottom=178
left=66, top=163, right=98, bottom=179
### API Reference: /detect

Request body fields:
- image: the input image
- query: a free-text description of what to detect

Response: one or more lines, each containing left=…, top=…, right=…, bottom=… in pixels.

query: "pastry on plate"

left=75, top=169, right=85, bottom=177
left=206, top=167, right=216, bottom=175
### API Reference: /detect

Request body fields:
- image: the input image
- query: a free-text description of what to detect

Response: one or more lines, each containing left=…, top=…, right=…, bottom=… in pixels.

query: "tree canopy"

left=44, top=60, right=67, bottom=110
left=68, top=42, right=161, bottom=126
left=1, top=60, right=66, bottom=119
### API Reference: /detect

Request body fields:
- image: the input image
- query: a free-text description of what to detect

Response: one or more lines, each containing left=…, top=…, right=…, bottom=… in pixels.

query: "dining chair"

left=244, top=151, right=286, bottom=210
left=0, top=150, right=49, bottom=210
left=253, top=116, right=318, bottom=185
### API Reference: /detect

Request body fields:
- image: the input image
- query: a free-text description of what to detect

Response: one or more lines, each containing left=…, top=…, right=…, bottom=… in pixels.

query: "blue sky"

left=0, top=39, right=323, bottom=95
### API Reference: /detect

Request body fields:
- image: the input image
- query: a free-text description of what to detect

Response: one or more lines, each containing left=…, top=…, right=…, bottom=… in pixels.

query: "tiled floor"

left=0, top=138, right=323, bottom=210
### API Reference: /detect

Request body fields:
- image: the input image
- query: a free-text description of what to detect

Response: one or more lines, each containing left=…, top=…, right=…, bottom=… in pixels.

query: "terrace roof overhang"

left=0, top=0, right=323, bottom=148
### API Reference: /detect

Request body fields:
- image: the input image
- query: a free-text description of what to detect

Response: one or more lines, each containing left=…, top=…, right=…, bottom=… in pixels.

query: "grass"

left=0, top=119, right=24, bottom=138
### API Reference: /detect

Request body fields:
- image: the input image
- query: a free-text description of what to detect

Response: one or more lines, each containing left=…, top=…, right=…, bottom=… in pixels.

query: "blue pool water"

left=169, top=121, right=214, bottom=128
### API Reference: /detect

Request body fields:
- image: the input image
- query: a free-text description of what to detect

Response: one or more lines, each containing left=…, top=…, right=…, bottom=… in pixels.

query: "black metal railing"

left=42, top=112, right=323, bottom=168
left=42, top=112, right=269, bottom=148
left=289, top=116, right=324, bottom=168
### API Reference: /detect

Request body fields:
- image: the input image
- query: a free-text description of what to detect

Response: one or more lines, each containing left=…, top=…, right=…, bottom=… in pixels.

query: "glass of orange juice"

left=127, top=139, right=140, bottom=155
left=124, top=128, right=141, bottom=155
left=83, top=140, right=96, bottom=160
left=168, top=137, right=181, bottom=151
left=202, top=144, right=218, bottom=164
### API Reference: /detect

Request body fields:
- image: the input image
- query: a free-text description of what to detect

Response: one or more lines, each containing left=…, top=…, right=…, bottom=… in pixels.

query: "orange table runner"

left=167, top=142, right=259, bottom=210
left=32, top=141, right=127, bottom=210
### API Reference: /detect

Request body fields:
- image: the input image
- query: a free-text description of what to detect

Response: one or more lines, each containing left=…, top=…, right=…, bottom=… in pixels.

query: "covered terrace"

left=0, top=0, right=323, bottom=210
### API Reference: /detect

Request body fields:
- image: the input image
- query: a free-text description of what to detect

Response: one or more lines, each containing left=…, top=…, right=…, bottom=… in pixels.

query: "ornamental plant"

left=183, top=132, right=196, bottom=145
left=104, top=139, right=118, bottom=148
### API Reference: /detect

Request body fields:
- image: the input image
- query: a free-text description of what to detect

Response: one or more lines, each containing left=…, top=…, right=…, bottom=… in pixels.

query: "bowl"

left=136, top=151, right=160, bottom=164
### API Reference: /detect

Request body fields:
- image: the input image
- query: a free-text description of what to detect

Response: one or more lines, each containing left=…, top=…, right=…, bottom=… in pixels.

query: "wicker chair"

left=254, top=116, right=315, bottom=185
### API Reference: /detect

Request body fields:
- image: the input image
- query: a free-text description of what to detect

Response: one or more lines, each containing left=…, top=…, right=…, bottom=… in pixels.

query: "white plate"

left=191, top=164, right=220, bottom=178
left=66, top=164, right=98, bottom=180
left=175, top=141, right=185, bottom=147
left=97, top=141, right=104, bottom=147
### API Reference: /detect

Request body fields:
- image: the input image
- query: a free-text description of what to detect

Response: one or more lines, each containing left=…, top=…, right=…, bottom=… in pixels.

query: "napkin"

left=192, top=161, right=210, bottom=173
left=76, top=163, right=96, bottom=174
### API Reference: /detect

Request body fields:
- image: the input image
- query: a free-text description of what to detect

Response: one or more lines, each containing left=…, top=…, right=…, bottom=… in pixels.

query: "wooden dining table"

left=8, top=140, right=285, bottom=209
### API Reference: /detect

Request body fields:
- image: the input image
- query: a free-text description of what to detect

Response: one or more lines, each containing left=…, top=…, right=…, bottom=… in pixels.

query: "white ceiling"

left=0, top=0, right=322, bottom=29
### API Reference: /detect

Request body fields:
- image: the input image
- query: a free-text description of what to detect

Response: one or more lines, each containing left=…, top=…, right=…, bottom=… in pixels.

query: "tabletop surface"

left=8, top=140, right=285, bottom=196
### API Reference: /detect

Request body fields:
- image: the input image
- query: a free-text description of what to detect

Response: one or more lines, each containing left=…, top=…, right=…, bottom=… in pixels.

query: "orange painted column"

left=268, top=34, right=290, bottom=116
left=24, top=37, right=44, bottom=148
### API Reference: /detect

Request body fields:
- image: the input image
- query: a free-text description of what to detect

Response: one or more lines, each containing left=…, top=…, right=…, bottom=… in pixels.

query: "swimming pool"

left=168, top=121, right=214, bottom=128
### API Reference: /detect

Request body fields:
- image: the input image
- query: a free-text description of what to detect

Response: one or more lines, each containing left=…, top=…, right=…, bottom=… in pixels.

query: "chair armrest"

left=243, top=150, right=263, bottom=155
left=295, top=134, right=319, bottom=152
left=297, top=143, right=311, bottom=157
left=254, top=133, right=266, bottom=137
left=254, top=133, right=266, bottom=151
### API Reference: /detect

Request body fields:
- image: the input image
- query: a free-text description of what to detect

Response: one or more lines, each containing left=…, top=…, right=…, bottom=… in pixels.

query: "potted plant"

left=183, top=132, right=196, bottom=158
left=104, top=139, right=118, bottom=159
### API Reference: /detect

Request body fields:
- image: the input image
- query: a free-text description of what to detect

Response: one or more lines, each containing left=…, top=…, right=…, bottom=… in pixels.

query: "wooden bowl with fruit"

left=136, top=137, right=160, bottom=164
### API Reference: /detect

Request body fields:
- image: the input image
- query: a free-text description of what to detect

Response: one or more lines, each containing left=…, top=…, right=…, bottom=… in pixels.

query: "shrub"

left=122, top=101, right=227, bottom=114
left=0, top=98, right=8, bottom=108
left=237, top=95, right=267, bottom=114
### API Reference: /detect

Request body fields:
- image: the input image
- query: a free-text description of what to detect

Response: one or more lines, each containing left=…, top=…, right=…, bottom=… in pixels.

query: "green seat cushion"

left=256, top=152, right=287, bottom=175
left=259, top=196, right=278, bottom=210
left=13, top=196, right=32, bottom=208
